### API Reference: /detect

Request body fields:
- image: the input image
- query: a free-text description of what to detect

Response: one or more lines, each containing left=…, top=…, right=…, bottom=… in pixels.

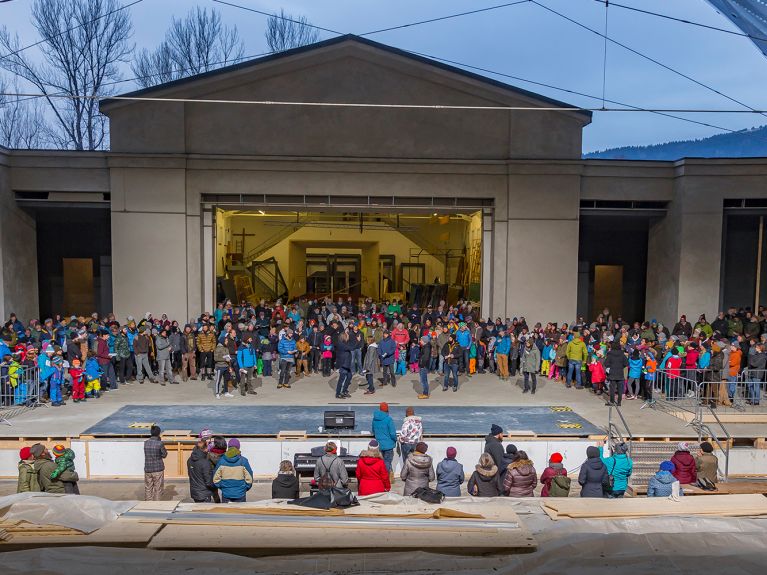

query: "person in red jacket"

left=355, top=440, right=391, bottom=496
left=540, top=452, right=567, bottom=497
left=670, top=442, right=697, bottom=484
left=68, top=358, right=86, bottom=403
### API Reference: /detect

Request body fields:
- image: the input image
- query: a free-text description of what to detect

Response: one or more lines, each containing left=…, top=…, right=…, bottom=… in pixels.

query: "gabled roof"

left=101, top=34, right=591, bottom=121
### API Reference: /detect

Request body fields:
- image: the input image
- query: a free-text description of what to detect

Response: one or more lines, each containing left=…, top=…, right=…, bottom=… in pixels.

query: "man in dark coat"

left=604, top=342, right=628, bottom=407
left=484, top=424, right=505, bottom=468
left=186, top=438, right=216, bottom=503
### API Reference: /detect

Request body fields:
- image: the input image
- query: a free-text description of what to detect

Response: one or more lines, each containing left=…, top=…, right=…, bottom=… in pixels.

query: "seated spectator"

left=436, top=446, right=465, bottom=497
left=647, top=461, right=683, bottom=497
left=503, top=449, right=537, bottom=497
left=468, top=453, right=503, bottom=497
left=540, top=452, right=569, bottom=497
left=695, top=442, right=719, bottom=487
left=670, top=442, right=697, bottom=484
left=578, top=446, right=607, bottom=498
left=313, top=441, right=349, bottom=489
left=400, top=441, right=435, bottom=496
left=599, top=442, right=633, bottom=498
left=272, top=460, right=300, bottom=499
left=355, top=440, right=390, bottom=496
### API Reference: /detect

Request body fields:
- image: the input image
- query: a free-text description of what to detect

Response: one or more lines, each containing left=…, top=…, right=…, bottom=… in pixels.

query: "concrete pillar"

left=0, top=154, right=39, bottom=321
left=505, top=171, right=580, bottom=324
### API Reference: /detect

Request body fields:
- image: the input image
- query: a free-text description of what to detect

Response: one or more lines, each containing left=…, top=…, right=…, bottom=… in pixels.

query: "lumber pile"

left=542, top=493, right=767, bottom=520
left=0, top=519, right=83, bottom=542
left=630, top=481, right=767, bottom=496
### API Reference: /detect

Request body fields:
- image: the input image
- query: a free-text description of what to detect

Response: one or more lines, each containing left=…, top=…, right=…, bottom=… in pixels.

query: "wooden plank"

left=0, top=520, right=161, bottom=550
left=631, top=481, right=767, bottom=496
left=130, top=500, right=181, bottom=512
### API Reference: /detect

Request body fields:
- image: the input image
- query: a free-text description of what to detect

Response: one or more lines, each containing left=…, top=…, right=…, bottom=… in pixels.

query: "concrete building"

left=1, top=35, right=766, bottom=326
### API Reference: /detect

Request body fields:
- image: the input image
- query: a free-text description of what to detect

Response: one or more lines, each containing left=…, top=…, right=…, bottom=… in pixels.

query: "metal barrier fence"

left=0, top=364, right=41, bottom=426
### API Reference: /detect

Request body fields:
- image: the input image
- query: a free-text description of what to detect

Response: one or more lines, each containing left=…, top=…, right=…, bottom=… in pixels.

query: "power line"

left=531, top=0, right=767, bottom=119
left=600, top=0, right=609, bottom=108
left=211, top=0, right=344, bottom=35
left=360, top=1, right=531, bottom=36
left=0, top=0, right=144, bottom=62
left=593, top=0, right=767, bottom=43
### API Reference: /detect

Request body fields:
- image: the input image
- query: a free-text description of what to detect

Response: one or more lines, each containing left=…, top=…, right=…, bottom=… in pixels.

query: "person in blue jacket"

left=378, top=330, right=397, bottom=387
left=235, top=341, right=258, bottom=396
left=600, top=441, right=633, bottom=498
left=647, top=460, right=683, bottom=497
left=276, top=330, right=297, bottom=389
left=37, top=344, right=56, bottom=400
left=372, top=402, right=398, bottom=474
left=212, top=438, right=253, bottom=503
left=627, top=350, right=644, bottom=399
left=455, top=323, right=472, bottom=374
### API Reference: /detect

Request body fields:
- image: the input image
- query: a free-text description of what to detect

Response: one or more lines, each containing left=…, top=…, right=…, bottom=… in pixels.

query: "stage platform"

left=82, top=405, right=603, bottom=438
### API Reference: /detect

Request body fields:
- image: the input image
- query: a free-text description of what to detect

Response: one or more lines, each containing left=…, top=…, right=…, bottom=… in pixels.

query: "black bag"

left=289, top=487, right=360, bottom=510
left=411, top=486, right=445, bottom=504
left=602, top=459, right=616, bottom=492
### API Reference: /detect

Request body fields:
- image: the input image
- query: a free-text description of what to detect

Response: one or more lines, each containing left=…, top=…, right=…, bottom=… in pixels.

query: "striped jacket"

left=213, top=450, right=253, bottom=500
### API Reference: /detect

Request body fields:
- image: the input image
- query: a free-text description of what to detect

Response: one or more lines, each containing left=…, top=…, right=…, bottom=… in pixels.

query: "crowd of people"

left=14, top=410, right=720, bottom=501
left=3, top=300, right=767, bottom=406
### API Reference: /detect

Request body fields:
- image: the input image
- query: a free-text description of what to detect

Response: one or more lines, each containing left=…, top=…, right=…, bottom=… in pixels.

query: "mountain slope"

left=585, top=125, right=767, bottom=160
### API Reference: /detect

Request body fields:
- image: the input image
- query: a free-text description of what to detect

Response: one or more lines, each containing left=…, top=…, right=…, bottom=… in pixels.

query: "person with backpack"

left=540, top=452, right=570, bottom=497
left=599, top=442, right=633, bottom=498
left=313, top=441, right=349, bottom=489
left=467, top=453, right=504, bottom=497
left=578, top=446, right=608, bottom=498
left=436, top=446, right=465, bottom=497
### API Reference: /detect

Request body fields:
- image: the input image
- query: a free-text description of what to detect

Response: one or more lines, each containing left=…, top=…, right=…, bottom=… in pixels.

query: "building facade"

left=0, top=36, right=765, bottom=326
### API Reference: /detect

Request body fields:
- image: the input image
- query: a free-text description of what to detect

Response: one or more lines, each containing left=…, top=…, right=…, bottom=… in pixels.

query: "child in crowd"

left=84, top=351, right=102, bottom=398
left=49, top=355, right=66, bottom=406
left=396, top=344, right=407, bottom=376
left=477, top=339, right=487, bottom=374
left=408, top=340, right=420, bottom=373
left=641, top=348, right=657, bottom=408
left=541, top=340, right=552, bottom=377
left=259, top=337, right=272, bottom=377
left=627, top=349, right=644, bottom=399
left=321, top=335, right=333, bottom=377
left=588, top=351, right=606, bottom=395
left=69, top=357, right=86, bottom=403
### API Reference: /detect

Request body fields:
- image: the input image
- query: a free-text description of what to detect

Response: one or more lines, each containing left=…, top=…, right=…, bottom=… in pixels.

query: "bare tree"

left=0, top=0, right=133, bottom=150
left=132, top=7, right=244, bottom=89
left=264, top=9, right=320, bottom=53
left=0, top=78, right=48, bottom=149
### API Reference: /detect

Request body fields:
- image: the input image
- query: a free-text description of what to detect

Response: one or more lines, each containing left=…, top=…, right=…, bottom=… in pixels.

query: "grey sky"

left=2, top=0, right=767, bottom=152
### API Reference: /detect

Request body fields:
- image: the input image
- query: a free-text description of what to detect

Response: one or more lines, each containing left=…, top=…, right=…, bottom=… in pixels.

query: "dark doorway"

left=32, top=206, right=112, bottom=319
left=720, top=213, right=767, bottom=311
left=306, top=254, right=362, bottom=298
left=577, top=215, right=650, bottom=323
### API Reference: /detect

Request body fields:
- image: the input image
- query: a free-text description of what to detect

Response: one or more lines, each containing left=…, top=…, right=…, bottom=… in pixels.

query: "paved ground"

left=0, top=370, right=760, bottom=438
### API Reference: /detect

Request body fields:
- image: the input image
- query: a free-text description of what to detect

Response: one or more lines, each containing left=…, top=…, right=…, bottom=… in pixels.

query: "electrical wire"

left=211, top=0, right=344, bottom=35
left=600, top=0, right=609, bottom=108
left=593, top=0, right=767, bottom=43
left=531, top=0, right=767, bottom=119
left=0, top=0, right=144, bottom=61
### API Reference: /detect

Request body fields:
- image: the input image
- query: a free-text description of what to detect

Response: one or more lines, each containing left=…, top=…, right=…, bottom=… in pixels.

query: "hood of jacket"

left=673, top=451, right=695, bottom=466
left=403, top=415, right=422, bottom=425
left=273, top=473, right=296, bottom=488
left=474, top=464, right=499, bottom=479
left=222, top=448, right=241, bottom=464
left=372, top=409, right=391, bottom=423
left=439, top=458, right=462, bottom=473
left=586, top=456, right=605, bottom=471
left=654, top=471, right=676, bottom=484
left=189, top=446, right=207, bottom=463
left=508, top=459, right=534, bottom=475
left=408, top=453, right=433, bottom=469
left=359, top=455, right=383, bottom=467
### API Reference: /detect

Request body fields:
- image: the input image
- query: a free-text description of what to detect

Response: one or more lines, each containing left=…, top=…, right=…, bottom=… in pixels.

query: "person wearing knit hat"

left=670, top=441, right=697, bottom=485
left=368, top=439, right=379, bottom=449
left=400, top=439, right=435, bottom=496
left=436, top=447, right=464, bottom=497
left=213, top=437, right=254, bottom=503
left=50, top=445, right=76, bottom=485
left=415, top=442, right=428, bottom=454
left=17, top=446, right=38, bottom=493
left=355, top=440, right=389, bottom=496
left=648, top=460, right=681, bottom=497
left=372, top=402, right=397, bottom=475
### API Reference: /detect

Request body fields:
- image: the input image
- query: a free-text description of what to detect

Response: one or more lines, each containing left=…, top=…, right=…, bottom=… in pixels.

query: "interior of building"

left=215, top=209, right=483, bottom=308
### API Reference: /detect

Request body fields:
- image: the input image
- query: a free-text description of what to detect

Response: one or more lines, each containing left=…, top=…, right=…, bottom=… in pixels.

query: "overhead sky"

left=2, top=0, right=767, bottom=152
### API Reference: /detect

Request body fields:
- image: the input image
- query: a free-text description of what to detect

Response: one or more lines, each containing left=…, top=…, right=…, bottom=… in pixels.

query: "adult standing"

left=180, top=324, right=197, bottom=381
left=484, top=424, right=505, bottom=469
left=495, top=329, right=511, bottom=381
left=334, top=332, right=353, bottom=399
left=362, top=335, right=379, bottom=395
left=277, top=329, right=297, bottom=389
left=97, top=329, right=117, bottom=391
left=578, top=446, right=607, bottom=498
left=372, top=402, right=398, bottom=477
left=399, top=407, right=423, bottom=464
left=134, top=325, right=156, bottom=384
left=600, top=442, right=633, bottom=498
left=441, top=334, right=460, bottom=392
left=604, top=342, right=628, bottom=406
left=565, top=332, right=588, bottom=389
left=197, top=324, right=216, bottom=381
left=144, top=425, right=167, bottom=501
left=521, top=340, right=541, bottom=394
left=155, top=327, right=174, bottom=385
left=378, top=330, right=397, bottom=387
left=186, top=436, right=217, bottom=503
left=417, top=336, right=432, bottom=399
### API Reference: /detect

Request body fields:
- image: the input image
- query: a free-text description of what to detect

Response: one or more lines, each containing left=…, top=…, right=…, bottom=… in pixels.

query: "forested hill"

left=585, top=125, right=767, bottom=160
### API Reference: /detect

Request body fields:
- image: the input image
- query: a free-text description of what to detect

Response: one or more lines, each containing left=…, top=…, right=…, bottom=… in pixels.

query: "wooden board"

left=130, top=500, right=181, bottom=512
left=0, top=519, right=161, bottom=550
left=542, top=493, right=767, bottom=520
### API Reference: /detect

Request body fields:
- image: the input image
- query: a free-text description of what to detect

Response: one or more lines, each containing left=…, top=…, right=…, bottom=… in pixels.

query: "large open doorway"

left=213, top=209, right=483, bottom=308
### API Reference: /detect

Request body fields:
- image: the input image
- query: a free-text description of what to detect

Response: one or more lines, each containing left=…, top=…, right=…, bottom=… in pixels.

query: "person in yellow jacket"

left=565, top=333, right=588, bottom=389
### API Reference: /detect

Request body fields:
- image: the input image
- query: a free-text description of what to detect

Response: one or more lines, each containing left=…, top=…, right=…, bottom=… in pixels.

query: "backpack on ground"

left=549, top=474, right=572, bottom=497
left=411, top=486, right=445, bottom=504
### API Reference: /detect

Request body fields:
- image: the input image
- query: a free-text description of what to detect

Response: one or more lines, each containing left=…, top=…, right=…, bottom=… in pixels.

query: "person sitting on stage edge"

left=670, top=442, right=697, bottom=485
left=213, top=438, right=253, bottom=503
left=436, top=446, right=464, bottom=497
left=540, top=452, right=569, bottom=497
left=400, top=442, right=435, bottom=496
left=272, top=460, right=300, bottom=499
left=468, top=453, right=503, bottom=497
left=313, top=441, right=349, bottom=489
left=696, top=441, right=719, bottom=487
left=502, top=450, right=537, bottom=497
left=355, top=440, right=391, bottom=496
